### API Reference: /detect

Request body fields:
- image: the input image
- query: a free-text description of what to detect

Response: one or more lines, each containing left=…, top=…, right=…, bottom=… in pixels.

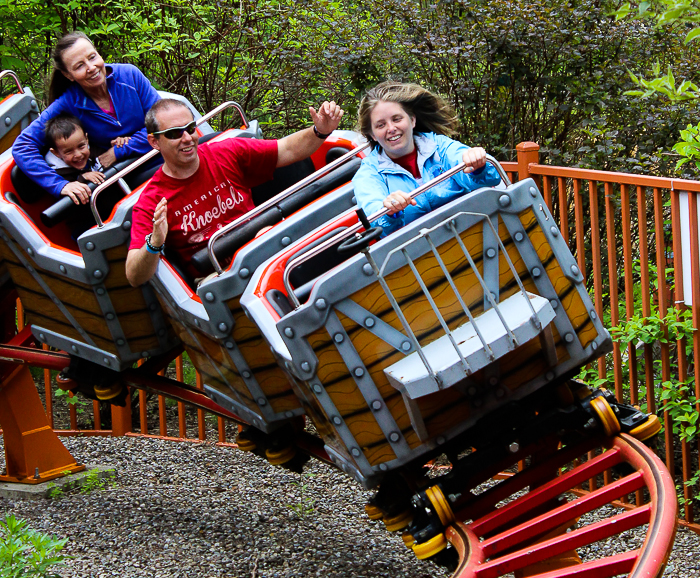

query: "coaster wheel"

left=444, top=434, right=677, bottom=578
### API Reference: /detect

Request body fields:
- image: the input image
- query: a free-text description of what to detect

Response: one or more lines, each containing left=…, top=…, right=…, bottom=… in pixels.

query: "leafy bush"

left=0, top=515, right=68, bottom=578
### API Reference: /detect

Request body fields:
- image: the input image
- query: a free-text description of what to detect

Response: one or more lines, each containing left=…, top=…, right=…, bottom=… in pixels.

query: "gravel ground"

left=1, top=435, right=698, bottom=578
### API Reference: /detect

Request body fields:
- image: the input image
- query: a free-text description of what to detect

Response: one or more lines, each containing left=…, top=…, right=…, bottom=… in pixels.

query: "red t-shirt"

left=393, top=147, right=420, bottom=178
left=130, top=137, right=278, bottom=277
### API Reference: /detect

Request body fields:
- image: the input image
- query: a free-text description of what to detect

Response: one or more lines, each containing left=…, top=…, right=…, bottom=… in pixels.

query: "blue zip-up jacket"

left=12, top=64, right=160, bottom=197
left=352, top=132, right=502, bottom=236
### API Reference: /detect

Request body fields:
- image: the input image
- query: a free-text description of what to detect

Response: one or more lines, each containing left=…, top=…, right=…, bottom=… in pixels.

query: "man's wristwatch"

left=313, top=125, right=331, bottom=139
left=145, top=233, right=165, bottom=254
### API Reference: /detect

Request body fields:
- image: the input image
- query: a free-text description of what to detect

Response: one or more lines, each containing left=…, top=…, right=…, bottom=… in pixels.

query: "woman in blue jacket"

left=352, top=81, right=501, bottom=237
left=12, top=32, right=160, bottom=205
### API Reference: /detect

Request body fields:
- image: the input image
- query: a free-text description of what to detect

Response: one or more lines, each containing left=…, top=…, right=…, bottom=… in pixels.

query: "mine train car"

left=1, top=70, right=674, bottom=573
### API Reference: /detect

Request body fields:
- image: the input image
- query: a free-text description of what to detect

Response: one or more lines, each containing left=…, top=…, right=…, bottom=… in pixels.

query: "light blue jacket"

left=12, top=64, right=160, bottom=197
left=352, top=132, right=501, bottom=236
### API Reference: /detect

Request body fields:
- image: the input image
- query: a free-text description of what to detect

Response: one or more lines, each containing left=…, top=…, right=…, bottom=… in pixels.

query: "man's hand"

left=462, top=147, right=487, bottom=173
left=111, top=136, right=131, bottom=148
left=309, top=101, right=344, bottom=136
left=61, top=181, right=91, bottom=205
left=151, top=198, right=168, bottom=247
left=98, top=147, right=118, bottom=169
left=383, top=190, right=416, bottom=215
left=82, top=171, right=105, bottom=185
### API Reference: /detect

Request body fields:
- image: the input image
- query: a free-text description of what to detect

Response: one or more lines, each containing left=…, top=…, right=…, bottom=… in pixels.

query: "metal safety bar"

left=206, top=141, right=370, bottom=274
left=0, top=70, right=24, bottom=94
left=283, top=156, right=509, bottom=307
left=90, top=101, right=248, bottom=227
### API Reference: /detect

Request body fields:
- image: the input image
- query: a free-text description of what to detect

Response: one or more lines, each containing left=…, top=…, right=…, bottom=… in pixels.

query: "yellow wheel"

left=630, top=414, right=662, bottom=441
left=383, top=510, right=413, bottom=532
left=401, top=531, right=416, bottom=548
left=236, top=438, right=257, bottom=452
left=365, top=503, right=384, bottom=520
left=93, top=382, right=123, bottom=401
left=266, top=445, right=296, bottom=465
left=590, top=396, right=621, bottom=437
left=412, top=533, right=447, bottom=559
left=425, top=485, right=455, bottom=526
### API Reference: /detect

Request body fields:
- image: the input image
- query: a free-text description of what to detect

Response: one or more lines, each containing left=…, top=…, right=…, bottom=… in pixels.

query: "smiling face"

left=59, top=38, right=107, bottom=94
left=369, top=100, right=416, bottom=159
left=51, top=127, right=91, bottom=170
left=147, top=105, right=199, bottom=178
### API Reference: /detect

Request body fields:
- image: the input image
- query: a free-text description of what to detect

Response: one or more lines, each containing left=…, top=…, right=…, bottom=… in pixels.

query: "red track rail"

left=446, top=434, right=677, bottom=578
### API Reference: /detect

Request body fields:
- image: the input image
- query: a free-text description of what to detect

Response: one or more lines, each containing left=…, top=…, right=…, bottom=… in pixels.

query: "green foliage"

left=0, top=514, right=68, bottom=578
left=286, top=473, right=316, bottom=519
left=54, top=388, right=89, bottom=415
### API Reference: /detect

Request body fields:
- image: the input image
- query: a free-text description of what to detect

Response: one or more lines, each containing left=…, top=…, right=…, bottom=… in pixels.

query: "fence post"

left=111, top=395, right=132, bottom=436
left=516, top=141, right=540, bottom=182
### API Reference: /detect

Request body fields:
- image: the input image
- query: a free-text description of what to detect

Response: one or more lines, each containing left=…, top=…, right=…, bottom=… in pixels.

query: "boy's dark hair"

left=45, top=114, right=85, bottom=149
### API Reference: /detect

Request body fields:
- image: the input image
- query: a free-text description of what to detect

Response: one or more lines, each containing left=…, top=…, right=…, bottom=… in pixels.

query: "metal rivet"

left=379, top=463, right=388, bottom=471
left=313, top=384, right=323, bottom=394
left=85, top=242, right=95, bottom=251
left=141, top=351, right=149, bottom=358
left=371, top=400, right=382, bottom=411
left=103, top=358, right=110, bottom=365
left=106, top=313, right=115, bottom=320
left=27, top=266, right=34, bottom=273
left=389, top=432, right=400, bottom=443
left=315, top=298, right=326, bottom=310
left=332, top=416, right=342, bottom=425
left=194, top=319, right=200, bottom=327
left=26, top=247, right=34, bottom=256
left=571, top=264, right=580, bottom=276
left=93, top=270, right=103, bottom=279
left=592, top=341, right=598, bottom=350
left=205, top=292, right=215, bottom=302
left=550, top=226, right=559, bottom=237
left=351, top=447, right=361, bottom=457
left=486, top=248, right=496, bottom=259
left=257, top=397, right=266, bottom=406
left=301, top=361, right=311, bottom=373
left=117, top=338, right=125, bottom=346
left=532, top=267, right=541, bottom=277
left=565, top=333, right=575, bottom=343
left=285, top=411, right=294, bottom=418
left=71, top=345, right=78, bottom=352
left=39, top=333, right=45, bottom=341
left=4, top=117, right=10, bottom=127
left=364, top=317, right=375, bottom=328
left=242, top=370, right=251, bottom=379
left=281, top=236, right=291, bottom=247
left=59, top=265, right=67, bottom=273
left=333, top=333, right=343, bottom=343
left=96, top=287, right=105, bottom=296
left=489, top=376, right=498, bottom=386
left=239, top=268, right=250, bottom=279
left=514, top=232, right=524, bottom=242
left=529, top=186, right=538, bottom=197
left=284, top=327, right=294, bottom=338
left=550, top=299, right=558, bottom=309
left=354, top=367, right=364, bottom=378
left=218, top=323, right=228, bottom=332
left=122, top=221, right=131, bottom=231
left=401, top=341, right=411, bottom=351
left=498, top=194, right=511, bottom=207
left=363, top=263, right=373, bottom=276
left=546, top=371, right=555, bottom=381
left=225, top=341, right=234, bottom=349
left=509, top=442, right=520, bottom=453
left=436, top=436, right=446, bottom=445
left=590, top=310, right=597, bottom=319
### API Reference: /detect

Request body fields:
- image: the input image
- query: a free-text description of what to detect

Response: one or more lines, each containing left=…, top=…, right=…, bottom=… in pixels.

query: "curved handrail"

left=0, top=70, right=24, bottom=94
left=205, top=141, right=370, bottom=274
left=282, top=155, right=509, bottom=308
left=90, top=101, right=248, bottom=227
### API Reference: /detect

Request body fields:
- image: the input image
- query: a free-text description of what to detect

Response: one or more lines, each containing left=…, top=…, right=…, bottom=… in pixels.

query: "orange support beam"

left=0, top=364, right=84, bottom=483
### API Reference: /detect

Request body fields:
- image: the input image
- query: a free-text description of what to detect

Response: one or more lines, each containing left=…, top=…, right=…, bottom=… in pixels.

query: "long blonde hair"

left=357, top=81, right=459, bottom=149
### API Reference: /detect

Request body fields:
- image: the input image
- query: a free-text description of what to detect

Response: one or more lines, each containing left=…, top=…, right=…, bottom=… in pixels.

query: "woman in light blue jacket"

left=352, top=81, right=501, bottom=237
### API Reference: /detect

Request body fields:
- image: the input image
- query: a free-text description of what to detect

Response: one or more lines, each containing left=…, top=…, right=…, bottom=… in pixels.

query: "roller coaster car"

left=0, top=88, right=217, bottom=372
left=241, top=169, right=614, bottom=488
left=147, top=130, right=366, bottom=434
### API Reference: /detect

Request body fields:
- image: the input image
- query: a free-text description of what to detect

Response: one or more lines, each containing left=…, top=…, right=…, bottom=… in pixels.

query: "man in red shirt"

left=126, top=98, right=344, bottom=285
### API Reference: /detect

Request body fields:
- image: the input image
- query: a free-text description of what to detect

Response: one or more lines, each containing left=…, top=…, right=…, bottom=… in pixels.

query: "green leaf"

left=685, top=28, right=700, bottom=44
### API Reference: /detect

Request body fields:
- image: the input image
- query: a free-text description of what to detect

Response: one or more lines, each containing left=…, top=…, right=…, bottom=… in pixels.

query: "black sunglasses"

left=151, top=121, right=197, bottom=140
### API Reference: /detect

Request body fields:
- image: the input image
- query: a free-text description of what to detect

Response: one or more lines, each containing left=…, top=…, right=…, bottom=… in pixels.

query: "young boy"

left=44, top=114, right=108, bottom=196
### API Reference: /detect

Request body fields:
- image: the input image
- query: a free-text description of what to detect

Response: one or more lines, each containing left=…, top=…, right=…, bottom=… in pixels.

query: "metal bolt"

left=239, top=268, right=250, bottom=279
left=4, top=117, right=10, bottom=127
left=532, top=267, right=541, bottom=277
left=122, top=221, right=131, bottom=230
left=242, top=370, right=251, bottom=379
left=71, top=345, right=78, bottom=352
left=281, top=236, right=291, bottom=247
left=194, top=319, right=200, bottom=327
left=39, top=333, right=45, bottom=341
left=571, top=264, right=580, bottom=276
left=354, top=367, right=365, bottom=377
left=590, top=310, right=597, bottom=319
left=546, top=371, right=555, bottom=381
left=205, top=292, right=215, bottom=302
left=59, top=265, right=67, bottom=273
left=592, top=341, right=598, bottom=350
left=401, top=341, right=411, bottom=351
left=257, top=397, right=266, bottom=406
left=509, top=442, right=520, bottom=453
left=379, top=463, right=388, bottom=471
left=315, top=298, right=326, bottom=310
left=529, top=186, right=538, bottom=197
left=514, top=231, right=524, bottom=242
left=93, top=269, right=103, bottom=279
left=436, top=436, right=446, bottom=445
left=284, top=327, right=294, bottom=338
left=363, top=263, right=374, bottom=276
left=351, top=447, right=361, bottom=457
left=85, top=242, right=95, bottom=251
left=226, top=341, right=234, bottom=349
left=26, top=247, right=34, bottom=256
left=333, top=333, right=343, bottom=343
left=103, top=358, right=110, bottom=365
left=141, top=351, right=149, bottom=358
left=550, top=226, right=559, bottom=237
left=371, top=400, right=382, bottom=411
left=550, top=299, right=558, bottom=309
left=364, top=317, right=375, bottom=328
left=499, top=194, right=511, bottom=207
left=301, top=361, right=312, bottom=373
left=564, top=333, right=575, bottom=343
left=285, top=411, right=294, bottom=418
left=313, top=384, right=323, bottom=394
left=218, top=322, right=228, bottom=332
left=117, top=338, right=125, bottom=346
left=332, top=416, right=342, bottom=425
left=389, top=432, right=400, bottom=443
left=106, top=313, right=115, bottom=320
left=486, top=247, right=496, bottom=259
